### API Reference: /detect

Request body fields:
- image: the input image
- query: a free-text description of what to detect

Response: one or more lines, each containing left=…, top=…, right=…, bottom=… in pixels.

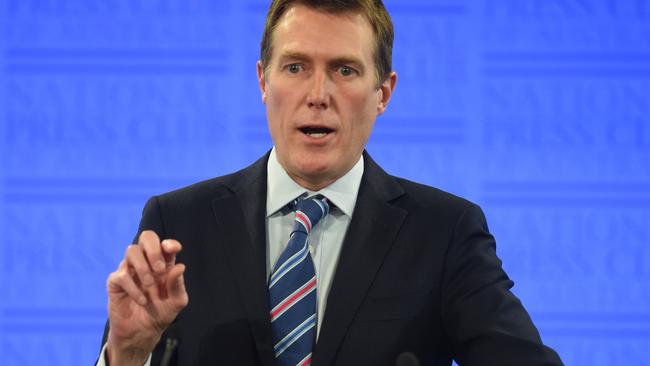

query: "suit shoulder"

left=156, top=175, right=231, bottom=203
left=388, top=177, right=491, bottom=238
left=392, top=176, right=479, bottom=216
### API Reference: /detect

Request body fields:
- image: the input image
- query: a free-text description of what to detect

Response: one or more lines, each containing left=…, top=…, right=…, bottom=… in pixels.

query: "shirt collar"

left=266, top=147, right=364, bottom=217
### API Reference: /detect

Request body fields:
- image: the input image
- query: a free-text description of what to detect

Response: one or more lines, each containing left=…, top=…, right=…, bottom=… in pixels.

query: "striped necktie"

left=269, top=195, right=330, bottom=366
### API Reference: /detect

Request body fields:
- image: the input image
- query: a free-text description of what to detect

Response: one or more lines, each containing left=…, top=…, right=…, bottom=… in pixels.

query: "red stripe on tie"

left=295, top=211, right=311, bottom=232
left=271, top=278, right=316, bottom=319
left=298, top=355, right=312, bottom=366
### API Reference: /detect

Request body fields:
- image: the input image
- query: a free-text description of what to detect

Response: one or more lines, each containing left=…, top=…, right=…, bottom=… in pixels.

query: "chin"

left=296, top=161, right=333, bottom=177
left=293, top=158, right=337, bottom=181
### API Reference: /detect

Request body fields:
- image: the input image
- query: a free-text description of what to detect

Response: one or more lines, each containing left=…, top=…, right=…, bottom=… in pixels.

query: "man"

left=98, top=0, right=564, bottom=365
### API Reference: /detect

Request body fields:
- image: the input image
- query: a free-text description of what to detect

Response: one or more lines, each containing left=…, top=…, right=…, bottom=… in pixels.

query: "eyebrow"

left=278, top=51, right=310, bottom=62
left=278, top=51, right=365, bottom=70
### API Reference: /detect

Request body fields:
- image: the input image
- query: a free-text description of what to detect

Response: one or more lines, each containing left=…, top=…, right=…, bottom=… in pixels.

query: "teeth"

left=306, top=132, right=327, bottom=138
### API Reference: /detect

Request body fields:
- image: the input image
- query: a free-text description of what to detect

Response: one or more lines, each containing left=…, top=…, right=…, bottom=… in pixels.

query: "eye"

left=287, top=64, right=302, bottom=74
left=339, top=66, right=355, bottom=77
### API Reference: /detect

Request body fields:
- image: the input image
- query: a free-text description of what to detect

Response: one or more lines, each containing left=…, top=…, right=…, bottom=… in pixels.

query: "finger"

left=166, top=263, right=189, bottom=307
left=152, top=262, right=185, bottom=302
left=118, top=260, right=141, bottom=286
left=125, top=244, right=155, bottom=287
left=117, top=259, right=127, bottom=270
left=107, top=270, right=148, bottom=306
left=161, top=239, right=183, bottom=268
left=139, top=230, right=166, bottom=274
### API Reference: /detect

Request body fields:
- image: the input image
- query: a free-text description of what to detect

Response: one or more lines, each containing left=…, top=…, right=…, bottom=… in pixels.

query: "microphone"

left=160, top=323, right=179, bottom=366
left=396, top=351, right=421, bottom=366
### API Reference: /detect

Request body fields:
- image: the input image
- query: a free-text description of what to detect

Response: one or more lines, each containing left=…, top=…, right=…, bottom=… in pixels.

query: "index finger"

left=139, top=230, right=166, bottom=274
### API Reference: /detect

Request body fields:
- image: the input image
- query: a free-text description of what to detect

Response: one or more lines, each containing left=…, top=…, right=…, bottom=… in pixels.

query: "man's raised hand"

left=105, top=230, right=189, bottom=366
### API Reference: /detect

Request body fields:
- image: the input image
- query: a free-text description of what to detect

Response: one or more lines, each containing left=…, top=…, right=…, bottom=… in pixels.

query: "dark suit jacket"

left=100, top=151, right=563, bottom=366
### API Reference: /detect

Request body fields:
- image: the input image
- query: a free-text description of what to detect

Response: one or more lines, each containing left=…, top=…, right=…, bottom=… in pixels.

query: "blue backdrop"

left=1, top=0, right=649, bottom=364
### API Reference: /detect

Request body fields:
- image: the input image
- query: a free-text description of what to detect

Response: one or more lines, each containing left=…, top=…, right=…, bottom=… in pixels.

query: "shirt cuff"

left=96, top=343, right=152, bottom=366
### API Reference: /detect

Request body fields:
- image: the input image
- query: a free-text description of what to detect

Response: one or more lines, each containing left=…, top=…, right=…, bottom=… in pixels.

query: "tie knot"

left=293, top=195, right=330, bottom=234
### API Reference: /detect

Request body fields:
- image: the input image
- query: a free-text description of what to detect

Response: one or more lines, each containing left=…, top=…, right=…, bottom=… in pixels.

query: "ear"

left=376, top=71, right=397, bottom=115
left=256, top=60, right=268, bottom=104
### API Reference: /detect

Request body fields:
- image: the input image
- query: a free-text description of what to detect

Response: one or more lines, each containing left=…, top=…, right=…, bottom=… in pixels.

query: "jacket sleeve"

left=441, top=203, right=564, bottom=366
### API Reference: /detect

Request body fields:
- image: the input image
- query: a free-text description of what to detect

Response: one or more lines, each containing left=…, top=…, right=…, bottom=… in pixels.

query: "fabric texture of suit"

left=100, top=151, right=563, bottom=366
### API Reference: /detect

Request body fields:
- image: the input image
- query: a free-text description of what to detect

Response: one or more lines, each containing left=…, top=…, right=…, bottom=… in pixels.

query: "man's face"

left=257, top=4, right=396, bottom=190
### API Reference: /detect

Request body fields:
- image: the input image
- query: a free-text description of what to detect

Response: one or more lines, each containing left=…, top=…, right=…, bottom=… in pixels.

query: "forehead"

left=271, top=4, right=375, bottom=63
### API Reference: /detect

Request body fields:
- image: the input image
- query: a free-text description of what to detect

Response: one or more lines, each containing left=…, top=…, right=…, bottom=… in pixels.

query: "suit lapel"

left=210, top=153, right=276, bottom=366
left=207, top=151, right=406, bottom=366
left=313, top=152, right=407, bottom=366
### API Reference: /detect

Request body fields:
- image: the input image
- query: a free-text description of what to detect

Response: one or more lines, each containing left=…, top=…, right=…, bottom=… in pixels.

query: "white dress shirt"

left=266, top=147, right=363, bottom=337
left=97, top=148, right=363, bottom=365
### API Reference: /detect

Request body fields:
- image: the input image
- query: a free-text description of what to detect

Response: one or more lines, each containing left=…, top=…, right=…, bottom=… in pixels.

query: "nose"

left=306, top=69, right=330, bottom=110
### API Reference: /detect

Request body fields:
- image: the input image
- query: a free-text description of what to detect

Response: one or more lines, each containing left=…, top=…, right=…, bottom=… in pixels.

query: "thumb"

left=161, top=239, right=183, bottom=268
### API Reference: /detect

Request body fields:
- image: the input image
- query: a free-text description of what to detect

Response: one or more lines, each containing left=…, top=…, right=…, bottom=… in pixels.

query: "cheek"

left=346, top=91, right=379, bottom=131
left=269, top=86, right=303, bottom=119
left=266, top=93, right=288, bottom=129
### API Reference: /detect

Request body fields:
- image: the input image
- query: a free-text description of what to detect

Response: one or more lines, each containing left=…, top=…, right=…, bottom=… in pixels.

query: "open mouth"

left=299, top=126, right=333, bottom=138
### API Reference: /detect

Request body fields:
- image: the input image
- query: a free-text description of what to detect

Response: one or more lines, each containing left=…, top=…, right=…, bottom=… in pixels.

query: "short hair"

left=260, top=0, right=394, bottom=88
